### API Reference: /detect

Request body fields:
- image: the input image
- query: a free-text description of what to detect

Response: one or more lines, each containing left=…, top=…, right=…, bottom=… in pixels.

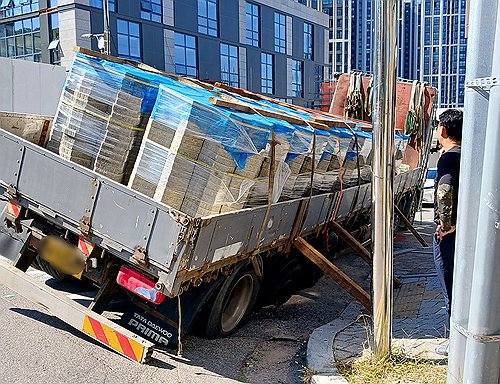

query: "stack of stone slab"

left=129, top=86, right=249, bottom=218
left=93, top=90, right=144, bottom=182
left=243, top=130, right=292, bottom=208
left=281, top=130, right=330, bottom=200
left=341, top=130, right=373, bottom=186
left=47, top=54, right=157, bottom=184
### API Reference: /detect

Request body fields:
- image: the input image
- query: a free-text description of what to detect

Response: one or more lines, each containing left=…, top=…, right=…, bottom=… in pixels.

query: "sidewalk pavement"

left=307, top=209, right=448, bottom=383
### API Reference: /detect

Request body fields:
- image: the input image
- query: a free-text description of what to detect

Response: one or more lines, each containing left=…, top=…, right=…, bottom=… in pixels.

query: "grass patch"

left=336, top=350, right=446, bottom=384
left=299, top=366, right=317, bottom=383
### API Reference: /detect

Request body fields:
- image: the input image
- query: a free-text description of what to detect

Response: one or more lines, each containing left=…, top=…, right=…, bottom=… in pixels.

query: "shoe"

left=435, top=344, right=449, bottom=356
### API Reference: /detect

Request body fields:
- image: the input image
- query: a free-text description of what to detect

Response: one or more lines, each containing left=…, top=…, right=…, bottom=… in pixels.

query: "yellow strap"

left=61, top=98, right=145, bottom=132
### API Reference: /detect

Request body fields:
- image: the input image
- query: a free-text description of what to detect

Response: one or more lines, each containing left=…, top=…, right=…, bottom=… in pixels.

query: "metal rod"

left=460, top=3, right=500, bottom=382
left=447, top=1, right=499, bottom=382
left=103, top=0, right=111, bottom=55
left=372, top=0, right=397, bottom=357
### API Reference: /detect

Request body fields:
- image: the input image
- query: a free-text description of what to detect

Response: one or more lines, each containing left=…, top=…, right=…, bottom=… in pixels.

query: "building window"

left=246, top=2, right=259, bottom=47
left=274, top=12, right=285, bottom=54
left=198, top=0, right=218, bottom=36
left=220, top=43, right=239, bottom=87
left=0, top=17, right=41, bottom=61
left=0, top=0, right=38, bottom=18
left=261, top=53, right=273, bottom=94
left=117, top=19, right=141, bottom=61
left=48, top=12, right=60, bottom=65
left=141, top=0, right=162, bottom=23
left=89, top=0, right=115, bottom=12
left=292, top=59, right=303, bottom=97
left=175, top=32, right=197, bottom=77
left=304, top=22, right=313, bottom=60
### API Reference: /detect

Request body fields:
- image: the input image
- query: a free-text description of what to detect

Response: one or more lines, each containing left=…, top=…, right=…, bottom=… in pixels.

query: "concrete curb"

left=307, top=301, right=365, bottom=382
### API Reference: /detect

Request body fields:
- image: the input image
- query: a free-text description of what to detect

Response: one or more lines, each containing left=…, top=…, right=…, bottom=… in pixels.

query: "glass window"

left=1, top=0, right=38, bottom=18
left=117, top=19, right=141, bottom=61
left=274, top=12, right=285, bottom=54
left=291, top=59, right=303, bottom=97
left=141, top=0, right=162, bottom=23
left=220, top=43, right=239, bottom=87
left=49, top=12, right=60, bottom=64
left=198, top=0, right=218, bottom=36
left=89, top=0, right=115, bottom=12
left=175, top=32, right=197, bottom=77
left=261, top=53, right=273, bottom=94
left=0, top=16, right=40, bottom=61
left=246, top=2, right=259, bottom=47
left=304, top=22, right=313, bottom=60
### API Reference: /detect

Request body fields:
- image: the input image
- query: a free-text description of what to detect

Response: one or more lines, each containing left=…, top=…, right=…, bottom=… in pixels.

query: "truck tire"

left=31, top=255, right=70, bottom=281
left=203, top=260, right=261, bottom=339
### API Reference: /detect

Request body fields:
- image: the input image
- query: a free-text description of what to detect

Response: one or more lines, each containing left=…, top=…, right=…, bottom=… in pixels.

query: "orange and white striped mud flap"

left=6, top=201, right=21, bottom=218
left=82, top=315, right=148, bottom=362
left=78, top=237, right=95, bottom=256
left=0, top=259, right=155, bottom=363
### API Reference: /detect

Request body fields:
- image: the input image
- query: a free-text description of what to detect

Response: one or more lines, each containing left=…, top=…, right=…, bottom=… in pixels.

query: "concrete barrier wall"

left=0, top=58, right=67, bottom=116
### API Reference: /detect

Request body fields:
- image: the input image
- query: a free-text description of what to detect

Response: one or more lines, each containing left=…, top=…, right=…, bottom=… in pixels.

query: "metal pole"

left=447, top=0, right=499, bottom=382
left=460, top=3, right=500, bottom=382
left=372, top=0, right=397, bottom=357
left=103, top=0, right=111, bottom=55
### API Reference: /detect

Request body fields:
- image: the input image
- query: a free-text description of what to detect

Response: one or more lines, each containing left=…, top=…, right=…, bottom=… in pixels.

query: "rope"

left=332, top=137, right=344, bottom=220
left=404, top=80, right=426, bottom=150
left=344, top=72, right=364, bottom=120
left=364, top=77, right=374, bottom=117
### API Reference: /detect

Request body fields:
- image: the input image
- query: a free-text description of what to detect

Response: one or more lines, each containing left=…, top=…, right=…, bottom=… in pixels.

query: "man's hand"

left=436, top=225, right=456, bottom=240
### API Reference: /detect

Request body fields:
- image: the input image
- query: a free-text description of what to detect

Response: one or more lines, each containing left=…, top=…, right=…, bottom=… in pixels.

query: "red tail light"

left=116, top=265, right=165, bottom=305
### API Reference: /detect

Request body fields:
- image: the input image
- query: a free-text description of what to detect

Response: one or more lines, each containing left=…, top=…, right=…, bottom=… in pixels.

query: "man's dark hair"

left=439, top=109, right=463, bottom=142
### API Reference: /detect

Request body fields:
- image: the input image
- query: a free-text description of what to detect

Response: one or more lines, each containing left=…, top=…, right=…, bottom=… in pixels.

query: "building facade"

left=0, top=0, right=329, bottom=106
left=323, top=0, right=467, bottom=108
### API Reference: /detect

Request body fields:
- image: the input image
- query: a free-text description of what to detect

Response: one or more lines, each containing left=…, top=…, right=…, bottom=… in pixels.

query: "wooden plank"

left=394, top=205, right=429, bottom=247
left=214, top=82, right=361, bottom=127
left=38, top=119, right=51, bottom=146
left=208, top=97, right=330, bottom=130
left=309, top=116, right=356, bottom=129
left=330, top=220, right=402, bottom=288
left=294, top=236, right=371, bottom=310
left=330, top=221, right=372, bottom=264
left=74, top=46, right=178, bottom=80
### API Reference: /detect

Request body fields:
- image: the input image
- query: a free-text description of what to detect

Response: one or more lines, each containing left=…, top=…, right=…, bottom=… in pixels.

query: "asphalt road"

left=0, top=253, right=369, bottom=384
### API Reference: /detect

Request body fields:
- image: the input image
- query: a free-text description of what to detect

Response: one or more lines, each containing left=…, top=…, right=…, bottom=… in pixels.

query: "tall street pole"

left=447, top=0, right=498, bottom=382
left=460, top=2, right=500, bottom=381
left=372, top=0, right=397, bottom=357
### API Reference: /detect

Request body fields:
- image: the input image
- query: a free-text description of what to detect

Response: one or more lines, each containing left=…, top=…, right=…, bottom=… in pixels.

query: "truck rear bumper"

left=0, top=258, right=155, bottom=363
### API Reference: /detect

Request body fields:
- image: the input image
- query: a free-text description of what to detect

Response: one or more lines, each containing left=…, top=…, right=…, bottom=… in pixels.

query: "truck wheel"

left=31, top=255, right=70, bottom=281
left=203, top=260, right=261, bottom=339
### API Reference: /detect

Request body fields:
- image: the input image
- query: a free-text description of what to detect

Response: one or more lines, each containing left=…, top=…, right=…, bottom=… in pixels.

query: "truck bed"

left=0, top=125, right=423, bottom=297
